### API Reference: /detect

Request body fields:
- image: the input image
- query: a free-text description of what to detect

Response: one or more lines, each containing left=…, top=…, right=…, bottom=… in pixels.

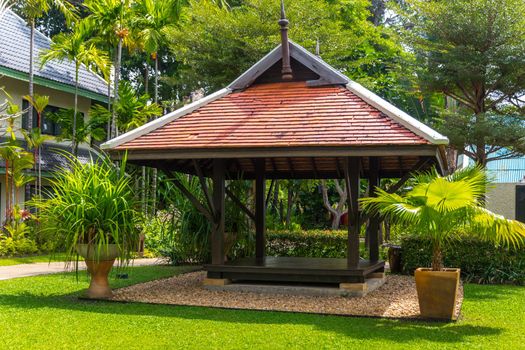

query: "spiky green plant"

left=30, top=153, right=139, bottom=271
left=360, top=166, right=525, bottom=271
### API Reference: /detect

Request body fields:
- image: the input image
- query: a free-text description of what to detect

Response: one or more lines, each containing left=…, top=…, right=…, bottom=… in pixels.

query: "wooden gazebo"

left=102, top=6, right=448, bottom=291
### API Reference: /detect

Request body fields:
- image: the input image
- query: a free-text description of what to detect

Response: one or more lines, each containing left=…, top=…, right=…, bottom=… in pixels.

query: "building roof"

left=0, top=139, right=100, bottom=175
left=112, top=81, right=429, bottom=151
left=103, top=41, right=448, bottom=152
left=102, top=31, right=448, bottom=179
left=0, top=10, right=109, bottom=102
left=485, top=157, right=525, bottom=183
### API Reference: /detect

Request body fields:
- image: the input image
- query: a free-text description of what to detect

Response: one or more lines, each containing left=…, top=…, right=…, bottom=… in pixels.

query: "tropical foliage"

left=401, top=235, right=525, bottom=284
left=398, top=0, right=525, bottom=165
left=361, top=166, right=525, bottom=271
left=40, top=20, right=109, bottom=154
left=29, top=154, right=140, bottom=269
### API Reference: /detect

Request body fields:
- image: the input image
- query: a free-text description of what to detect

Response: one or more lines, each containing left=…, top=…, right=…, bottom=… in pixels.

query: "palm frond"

left=469, top=206, right=525, bottom=248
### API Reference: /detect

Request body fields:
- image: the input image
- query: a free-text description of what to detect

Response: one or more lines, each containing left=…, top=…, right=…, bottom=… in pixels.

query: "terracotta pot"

left=76, top=244, right=120, bottom=299
left=76, top=244, right=119, bottom=261
left=415, top=267, right=460, bottom=320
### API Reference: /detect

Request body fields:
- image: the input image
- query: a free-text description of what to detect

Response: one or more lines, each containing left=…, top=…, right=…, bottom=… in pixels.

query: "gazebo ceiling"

left=133, top=155, right=435, bottom=180
left=102, top=31, right=449, bottom=179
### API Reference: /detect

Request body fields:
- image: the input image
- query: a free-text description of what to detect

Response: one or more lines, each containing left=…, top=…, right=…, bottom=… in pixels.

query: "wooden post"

left=255, top=158, right=266, bottom=262
left=211, top=159, right=225, bottom=265
left=345, top=157, right=361, bottom=268
left=367, top=157, right=381, bottom=262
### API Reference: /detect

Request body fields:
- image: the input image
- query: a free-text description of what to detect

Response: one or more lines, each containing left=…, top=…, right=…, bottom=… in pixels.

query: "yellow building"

left=0, top=10, right=109, bottom=222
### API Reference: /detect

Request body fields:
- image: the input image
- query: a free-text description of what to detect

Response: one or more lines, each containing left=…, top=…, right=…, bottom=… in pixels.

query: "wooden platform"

left=205, top=257, right=385, bottom=284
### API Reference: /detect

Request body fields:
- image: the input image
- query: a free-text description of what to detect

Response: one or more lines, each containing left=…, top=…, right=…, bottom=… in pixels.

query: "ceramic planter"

left=414, top=267, right=460, bottom=320
left=76, top=244, right=120, bottom=299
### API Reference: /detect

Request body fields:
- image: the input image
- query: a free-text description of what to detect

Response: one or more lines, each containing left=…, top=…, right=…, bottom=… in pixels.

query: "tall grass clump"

left=30, top=153, right=139, bottom=271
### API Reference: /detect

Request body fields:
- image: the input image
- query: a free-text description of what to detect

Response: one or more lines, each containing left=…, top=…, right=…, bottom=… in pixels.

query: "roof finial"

left=315, top=38, right=320, bottom=57
left=278, top=0, right=293, bottom=80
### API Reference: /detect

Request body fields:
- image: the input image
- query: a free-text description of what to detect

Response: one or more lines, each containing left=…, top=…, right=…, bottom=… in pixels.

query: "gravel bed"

left=112, top=271, right=463, bottom=319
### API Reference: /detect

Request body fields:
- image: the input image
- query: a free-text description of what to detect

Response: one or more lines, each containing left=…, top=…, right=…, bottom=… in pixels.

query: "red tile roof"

left=115, top=82, right=429, bottom=150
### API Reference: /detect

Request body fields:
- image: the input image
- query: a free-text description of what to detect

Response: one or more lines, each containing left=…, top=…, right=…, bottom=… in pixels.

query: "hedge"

left=400, top=236, right=525, bottom=284
left=266, top=230, right=368, bottom=258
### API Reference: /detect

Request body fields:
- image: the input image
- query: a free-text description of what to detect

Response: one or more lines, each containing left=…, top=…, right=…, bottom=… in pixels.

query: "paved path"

left=0, top=258, right=166, bottom=281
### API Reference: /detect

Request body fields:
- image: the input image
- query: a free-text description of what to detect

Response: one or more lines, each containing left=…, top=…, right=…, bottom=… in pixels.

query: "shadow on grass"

left=464, top=283, right=524, bottom=301
left=0, top=289, right=503, bottom=344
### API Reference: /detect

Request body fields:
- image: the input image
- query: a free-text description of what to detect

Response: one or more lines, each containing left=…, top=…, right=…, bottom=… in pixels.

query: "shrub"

left=267, top=230, right=370, bottom=258
left=401, top=235, right=525, bottom=284
left=0, top=206, right=39, bottom=256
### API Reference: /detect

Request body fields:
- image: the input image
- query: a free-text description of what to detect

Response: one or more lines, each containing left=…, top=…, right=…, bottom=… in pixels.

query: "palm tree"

left=83, top=0, right=134, bottom=139
left=133, top=0, right=184, bottom=217
left=133, top=0, right=183, bottom=104
left=90, top=81, right=162, bottom=133
left=361, top=166, right=525, bottom=271
left=40, top=20, right=109, bottom=155
left=0, top=103, right=35, bottom=220
left=23, top=93, right=51, bottom=199
left=17, top=0, right=76, bottom=132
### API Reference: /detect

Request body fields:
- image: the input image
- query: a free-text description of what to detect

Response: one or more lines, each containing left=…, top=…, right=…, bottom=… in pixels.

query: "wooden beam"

left=270, top=158, right=278, bottom=173
left=255, top=158, right=266, bottom=261
left=119, top=145, right=441, bottom=161
left=287, top=158, right=295, bottom=177
left=193, top=159, right=215, bottom=215
left=310, top=158, right=319, bottom=178
left=387, top=158, right=430, bottom=193
left=226, top=187, right=255, bottom=221
left=345, top=157, right=361, bottom=268
left=162, top=169, right=213, bottom=223
left=367, top=157, right=380, bottom=262
left=335, top=158, right=342, bottom=179
left=211, top=159, right=226, bottom=265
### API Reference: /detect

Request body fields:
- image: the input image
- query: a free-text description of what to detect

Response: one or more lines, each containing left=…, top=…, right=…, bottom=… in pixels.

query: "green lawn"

left=0, top=266, right=523, bottom=349
left=0, top=254, right=68, bottom=266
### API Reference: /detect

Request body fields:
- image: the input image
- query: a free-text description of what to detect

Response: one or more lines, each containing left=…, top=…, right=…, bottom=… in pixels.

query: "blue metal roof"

left=483, top=158, right=525, bottom=183
left=0, top=10, right=109, bottom=100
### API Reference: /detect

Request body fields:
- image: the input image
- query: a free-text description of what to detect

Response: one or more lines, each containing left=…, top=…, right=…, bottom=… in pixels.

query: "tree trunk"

left=111, top=39, right=123, bottom=138
left=154, top=54, right=159, bottom=104
left=37, top=111, right=42, bottom=198
left=144, top=62, right=149, bottom=96
left=28, top=21, right=35, bottom=130
left=10, top=163, right=15, bottom=207
left=432, top=242, right=444, bottom=271
left=272, top=180, right=279, bottom=215
left=5, top=160, right=9, bottom=220
left=38, top=144, right=42, bottom=197
left=106, top=78, right=112, bottom=138
left=320, top=180, right=347, bottom=230
left=286, top=184, right=293, bottom=227
left=150, top=54, right=159, bottom=216
left=141, top=165, right=146, bottom=215
left=384, top=220, right=390, bottom=241
left=73, top=64, right=79, bottom=156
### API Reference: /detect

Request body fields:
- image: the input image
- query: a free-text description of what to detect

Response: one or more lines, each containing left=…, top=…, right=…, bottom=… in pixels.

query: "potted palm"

left=361, top=166, right=525, bottom=320
left=31, top=154, right=139, bottom=299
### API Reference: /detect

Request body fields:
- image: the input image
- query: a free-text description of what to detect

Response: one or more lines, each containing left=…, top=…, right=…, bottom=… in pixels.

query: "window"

left=22, top=101, right=62, bottom=136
